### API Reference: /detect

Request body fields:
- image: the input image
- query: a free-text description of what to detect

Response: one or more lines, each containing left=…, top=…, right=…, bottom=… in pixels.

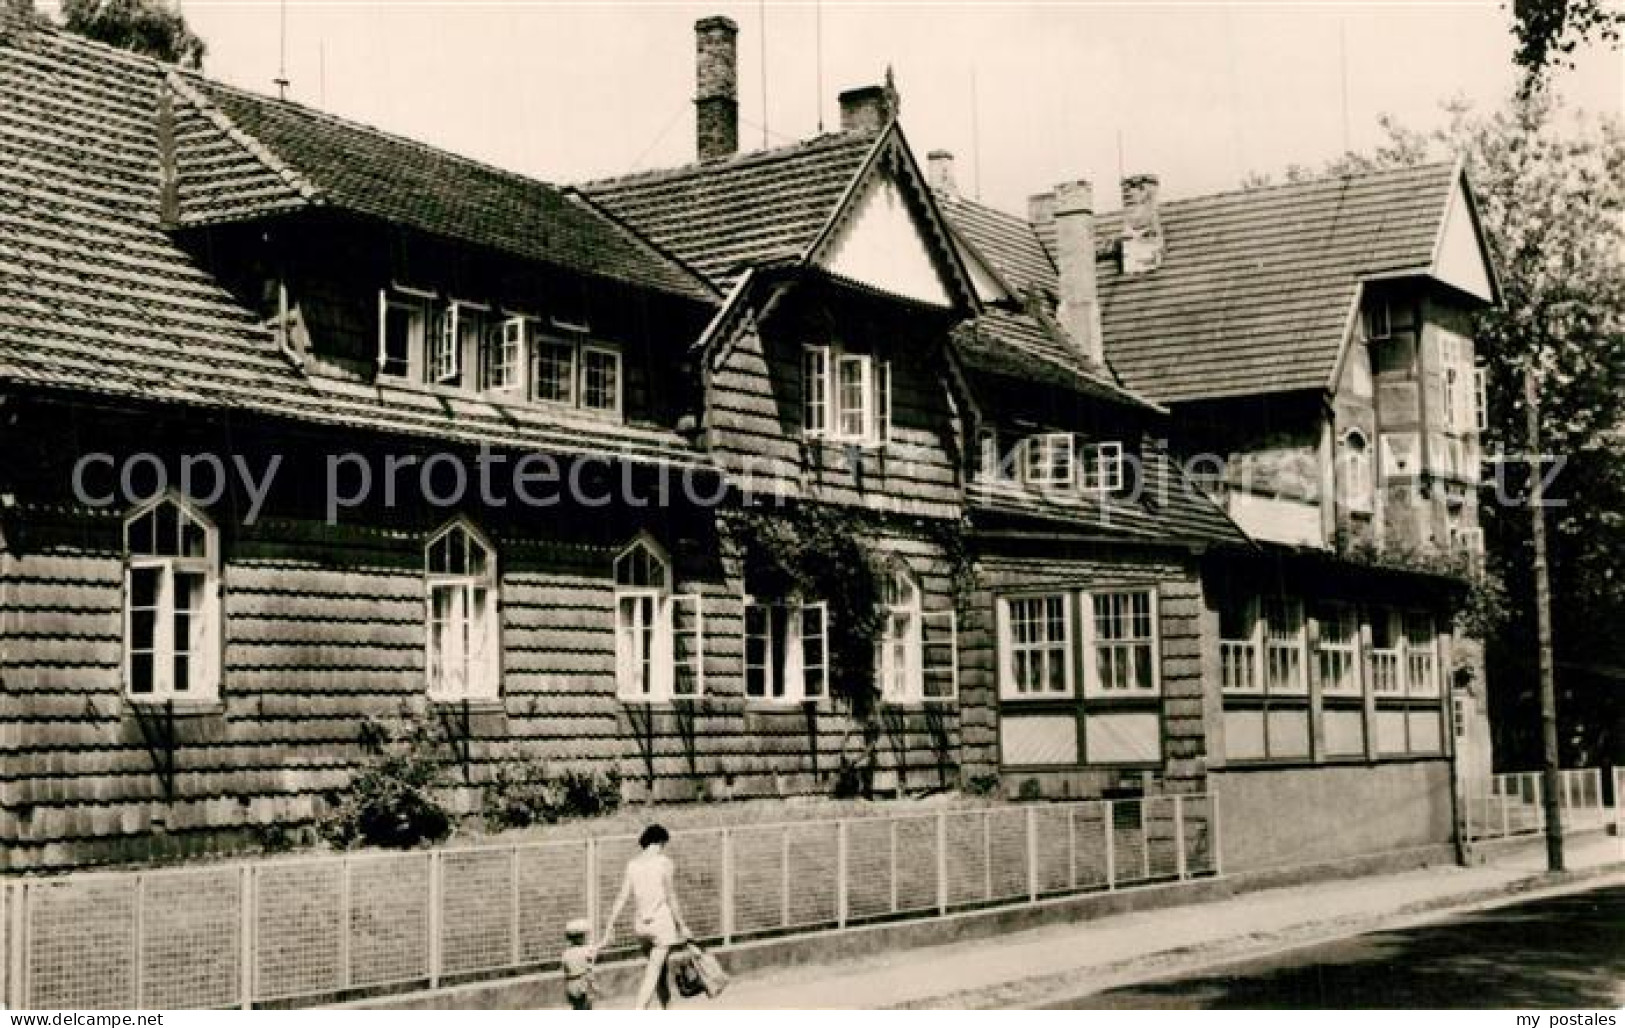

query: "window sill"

left=879, top=698, right=958, bottom=710
left=125, top=698, right=225, bottom=716
left=743, top=698, right=821, bottom=710
left=372, top=375, right=625, bottom=423
left=804, top=435, right=887, bottom=453
left=428, top=697, right=506, bottom=713
left=618, top=695, right=706, bottom=707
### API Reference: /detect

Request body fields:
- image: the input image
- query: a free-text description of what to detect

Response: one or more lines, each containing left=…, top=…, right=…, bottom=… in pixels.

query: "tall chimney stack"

left=927, top=150, right=956, bottom=197
left=694, top=16, right=738, bottom=162
left=1027, top=191, right=1056, bottom=231
left=1053, top=180, right=1104, bottom=366
left=838, top=69, right=900, bottom=134
left=1120, top=173, right=1164, bottom=274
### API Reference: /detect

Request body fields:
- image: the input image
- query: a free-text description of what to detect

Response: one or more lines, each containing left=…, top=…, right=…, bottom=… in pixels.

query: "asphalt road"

left=1051, top=882, right=1625, bottom=1009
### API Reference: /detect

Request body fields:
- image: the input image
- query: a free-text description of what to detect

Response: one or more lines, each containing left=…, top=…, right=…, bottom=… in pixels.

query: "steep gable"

left=1431, top=170, right=1496, bottom=304
left=816, top=170, right=953, bottom=308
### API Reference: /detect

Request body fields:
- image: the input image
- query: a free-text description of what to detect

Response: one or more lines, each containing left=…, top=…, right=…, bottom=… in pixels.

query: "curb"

left=895, top=858, right=1625, bottom=1010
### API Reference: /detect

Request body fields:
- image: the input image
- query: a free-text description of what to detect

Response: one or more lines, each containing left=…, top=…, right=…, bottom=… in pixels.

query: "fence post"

left=836, top=820, right=849, bottom=929
left=721, top=829, right=735, bottom=945
left=935, top=811, right=948, bottom=916
left=780, top=828, right=791, bottom=932
left=1211, top=791, right=1223, bottom=877
left=510, top=846, right=522, bottom=968
left=132, top=874, right=144, bottom=1009
left=1500, top=784, right=1511, bottom=838
left=889, top=819, right=899, bottom=914
left=982, top=810, right=993, bottom=902
left=1026, top=807, right=1038, bottom=902
left=1533, top=773, right=1545, bottom=834
left=1104, top=800, right=1116, bottom=891
left=8, top=882, right=26, bottom=1009
left=1067, top=808, right=1078, bottom=890
left=428, top=850, right=442, bottom=990
left=1174, top=796, right=1188, bottom=881
left=584, top=838, right=599, bottom=940
left=339, top=857, right=352, bottom=991
left=239, top=865, right=255, bottom=1010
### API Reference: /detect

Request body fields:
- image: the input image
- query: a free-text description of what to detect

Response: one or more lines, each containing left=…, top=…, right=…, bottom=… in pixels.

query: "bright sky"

left=52, top=1, right=1623, bottom=214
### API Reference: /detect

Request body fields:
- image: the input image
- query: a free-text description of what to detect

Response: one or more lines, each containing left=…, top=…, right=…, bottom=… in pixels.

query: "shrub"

left=480, top=755, right=623, bottom=831
left=319, top=714, right=453, bottom=850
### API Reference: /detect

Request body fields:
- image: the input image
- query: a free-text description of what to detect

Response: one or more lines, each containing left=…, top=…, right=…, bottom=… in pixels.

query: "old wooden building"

left=0, top=10, right=1495, bottom=873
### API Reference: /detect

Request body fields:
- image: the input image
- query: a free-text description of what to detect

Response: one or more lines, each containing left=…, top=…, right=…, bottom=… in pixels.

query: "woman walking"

left=600, top=824, right=692, bottom=1009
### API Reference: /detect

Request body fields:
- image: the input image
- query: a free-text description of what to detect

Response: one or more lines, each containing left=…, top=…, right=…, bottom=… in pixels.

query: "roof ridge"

left=22, top=22, right=169, bottom=74
left=1109, top=160, right=1458, bottom=218
left=579, top=130, right=877, bottom=193
left=192, top=75, right=576, bottom=196
left=166, top=72, right=322, bottom=205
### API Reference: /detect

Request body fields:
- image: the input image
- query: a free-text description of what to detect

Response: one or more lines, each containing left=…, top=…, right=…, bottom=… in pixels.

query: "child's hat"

left=565, top=917, right=591, bottom=938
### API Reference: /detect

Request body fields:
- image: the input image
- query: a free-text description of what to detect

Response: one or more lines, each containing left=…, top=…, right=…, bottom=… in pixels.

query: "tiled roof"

left=0, top=26, right=712, bottom=470
left=1090, top=164, right=1459, bottom=404
left=936, top=192, right=1056, bottom=296
left=953, top=310, right=1160, bottom=413
left=580, top=131, right=879, bottom=293
left=167, top=76, right=713, bottom=304
left=967, top=447, right=1247, bottom=547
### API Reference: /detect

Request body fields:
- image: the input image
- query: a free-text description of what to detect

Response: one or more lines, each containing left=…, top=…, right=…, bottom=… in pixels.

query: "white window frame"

left=1474, top=364, right=1489, bottom=432
left=1261, top=597, right=1308, bottom=696
left=1081, top=589, right=1160, bottom=696
left=1023, top=433, right=1075, bottom=489
left=428, top=301, right=462, bottom=384
left=377, top=288, right=429, bottom=379
left=123, top=495, right=220, bottom=704
left=997, top=593, right=1073, bottom=699
left=1082, top=441, right=1124, bottom=492
left=1315, top=602, right=1361, bottom=696
left=878, top=564, right=923, bottom=704
left=614, top=536, right=702, bottom=702
left=482, top=316, right=526, bottom=394
left=803, top=344, right=891, bottom=445
left=743, top=598, right=827, bottom=703
left=1219, top=597, right=1263, bottom=695
left=424, top=519, right=501, bottom=703
left=1403, top=612, right=1440, bottom=697
left=534, top=336, right=578, bottom=407
left=580, top=344, right=623, bottom=415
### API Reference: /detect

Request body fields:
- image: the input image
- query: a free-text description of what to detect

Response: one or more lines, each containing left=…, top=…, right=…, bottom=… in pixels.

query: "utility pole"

left=1524, top=361, right=1564, bottom=872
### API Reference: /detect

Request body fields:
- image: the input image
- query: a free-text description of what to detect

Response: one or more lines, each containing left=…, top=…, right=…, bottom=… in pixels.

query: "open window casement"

left=482, top=316, right=527, bottom=393
left=800, top=601, right=828, bottom=699
left=874, top=360, right=893, bottom=444
left=920, top=609, right=959, bottom=702
left=668, top=592, right=706, bottom=698
left=428, top=301, right=462, bottom=384
left=803, top=345, right=830, bottom=435
left=744, top=599, right=827, bottom=702
left=124, top=496, right=221, bottom=703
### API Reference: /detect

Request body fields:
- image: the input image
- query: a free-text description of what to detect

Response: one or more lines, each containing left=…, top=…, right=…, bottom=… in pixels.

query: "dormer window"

left=1024, top=433, right=1074, bottom=488
left=482, top=317, right=525, bottom=393
left=803, top=344, right=891, bottom=445
left=1082, top=441, right=1124, bottom=492
left=1015, top=434, right=1123, bottom=492
left=533, top=335, right=621, bottom=415
left=379, top=289, right=430, bottom=378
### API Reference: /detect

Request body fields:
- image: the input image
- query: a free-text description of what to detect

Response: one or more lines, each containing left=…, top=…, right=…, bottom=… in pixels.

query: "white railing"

left=1368, top=649, right=1401, bottom=694
left=0, top=794, right=1218, bottom=1010
left=1463, top=767, right=1613, bottom=842
left=1220, top=641, right=1257, bottom=692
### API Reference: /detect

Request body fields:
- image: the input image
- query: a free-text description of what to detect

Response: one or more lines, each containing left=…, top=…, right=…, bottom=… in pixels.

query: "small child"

left=561, top=918, right=598, bottom=1010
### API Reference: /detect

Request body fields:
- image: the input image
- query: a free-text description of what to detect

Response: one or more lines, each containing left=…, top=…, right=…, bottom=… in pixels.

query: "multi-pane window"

left=427, top=302, right=463, bottom=384
left=1373, top=609, right=1444, bottom=755
left=1474, top=364, right=1489, bottom=432
left=1439, top=333, right=1477, bottom=435
left=581, top=346, right=622, bottom=413
left=1081, top=442, right=1124, bottom=492
left=1405, top=613, right=1439, bottom=696
left=482, top=317, right=525, bottom=393
left=378, top=290, right=429, bottom=378
left=1023, top=433, right=1075, bottom=488
left=1001, top=594, right=1071, bottom=698
left=878, top=565, right=923, bottom=703
left=1368, top=609, right=1402, bottom=695
left=803, top=345, right=891, bottom=444
left=614, top=537, right=702, bottom=701
left=425, top=521, right=500, bottom=702
left=744, top=600, right=827, bottom=702
left=1315, top=603, right=1360, bottom=695
left=535, top=340, right=576, bottom=405
left=1262, top=598, right=1307, bottom=694
left=124, top=498, right=219, bottom=703
left=1086, top=591, right=1157, bottom=694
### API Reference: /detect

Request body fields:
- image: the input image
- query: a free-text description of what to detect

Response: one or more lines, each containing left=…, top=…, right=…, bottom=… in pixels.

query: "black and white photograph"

left=0, top=0, right=1620, bottom=1014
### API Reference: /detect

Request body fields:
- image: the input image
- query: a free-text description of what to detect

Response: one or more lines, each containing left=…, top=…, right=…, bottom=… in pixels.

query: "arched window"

left=878, top=562, right=923, bottom=703
left=426, top=520, right=500, bottom=701
left=124, top=495, right=219, bottom=702
left=1341, top=428, right=1374, bottom=512
left=614, top=535, right=703, bottom=701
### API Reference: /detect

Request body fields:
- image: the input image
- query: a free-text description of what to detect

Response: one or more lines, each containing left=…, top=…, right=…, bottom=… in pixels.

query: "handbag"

left=672, top=942, right=729, bottom=999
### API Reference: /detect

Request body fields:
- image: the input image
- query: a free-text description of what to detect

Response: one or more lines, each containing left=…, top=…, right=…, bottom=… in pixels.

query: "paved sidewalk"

left=639, top=832, right=1625, bottom=1010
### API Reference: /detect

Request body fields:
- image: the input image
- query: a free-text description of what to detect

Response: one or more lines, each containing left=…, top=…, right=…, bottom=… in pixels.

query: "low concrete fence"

left=1462, top=767, right=1615, bottom=842
left=0, top=794, right=1217, bottom=1009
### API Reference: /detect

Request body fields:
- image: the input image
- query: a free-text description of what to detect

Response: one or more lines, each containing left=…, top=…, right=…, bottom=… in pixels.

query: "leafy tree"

left=1246, top=91, right=1625, bottom=768
left=58, top=0, right=206, bottom=68
left=1510, top=0, right=1624, bottom=85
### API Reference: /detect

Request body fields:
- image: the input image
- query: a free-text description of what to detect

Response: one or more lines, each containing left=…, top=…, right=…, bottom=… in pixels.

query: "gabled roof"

left=1089, top=162, right=1483, bottom=404
left=581, top=131, right=881, bottom=294
left=0, top=26, right=712, bottom=470
left=934, top=193, right=1158, bottom=414
left=166, top=75, right=714, bottom=304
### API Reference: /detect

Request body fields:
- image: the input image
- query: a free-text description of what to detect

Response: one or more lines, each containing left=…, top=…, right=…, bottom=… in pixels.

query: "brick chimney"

left=1027, top=191, right=1056, bottom=230
left=1053, top=180, right=1104, bottom=365
left=1120, top=173, right=1165, bottom=274
left=839, top=68, right=900, bottom=133
left=927, top=150, right=956, bottom=196
left=694, top=16, right=738, bottom=162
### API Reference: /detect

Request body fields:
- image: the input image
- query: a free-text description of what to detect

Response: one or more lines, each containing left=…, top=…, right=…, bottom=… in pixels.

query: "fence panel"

left=1146, top=797, right=1181, bottom=880
left=986, top=808, right=1030, bottom=903
left=254, top=861, right=343, bottom=1003
left=439, top=848, right=516, bottom=978
left=784, top=821, right=840, bottom=930
left=892, top=816, right=940, bottom=915
left=1031, top=806, right=1074, bottom=895
left=516, top=841, right=590, bottom=966
left=942, top=810, right=987, bottom=907
left=1070, top=804, right=1110, bottom=890
left=1113, top=799, right=1150, bottom=886
left=348, top=853, right=431, bottom=990
left=1180, top=794, right=1216, bottom=876
left=140, top=867, right=242, bottom=1009
left=26, top=876, right=138, bottom=1009
left=844, top=817, right=897, bottom=921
